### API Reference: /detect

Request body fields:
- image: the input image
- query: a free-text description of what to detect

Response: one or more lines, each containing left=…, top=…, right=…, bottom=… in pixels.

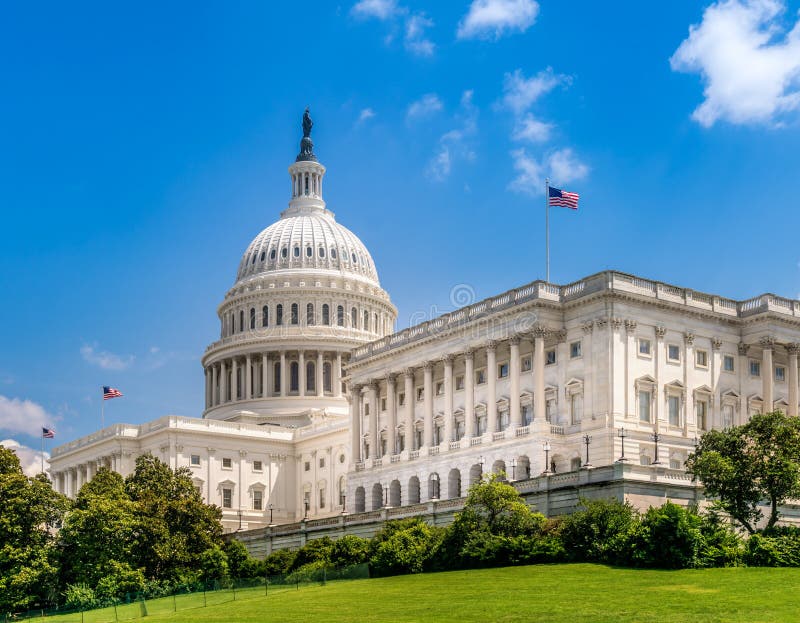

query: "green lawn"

left=32, top=564, right=800, bottom=622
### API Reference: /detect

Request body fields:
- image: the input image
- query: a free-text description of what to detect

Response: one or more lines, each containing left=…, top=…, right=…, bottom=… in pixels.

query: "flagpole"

left=41, top=430, right=44, bottom=474
left=101, top=388, right=105, bottom=429
left=545, top=177, right=550, bottom=283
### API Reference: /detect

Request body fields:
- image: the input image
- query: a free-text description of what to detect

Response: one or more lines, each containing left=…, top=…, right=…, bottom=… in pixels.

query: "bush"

left=291, top=537, right=333, bottom=571
left=559, top=499, right=640, bottom=565
left=697, top=511, right=743, bottom=567
left=63, top=584, right=97, bottom=610
left=224, top=540, right=263, bottom=578
left=94, top=562, right=146, bottom=603
left=285, top=559, right=328, bottom=584
left=198, top=545, right=229, bottom=582
left=744, top=528, right=800, bottom=567
left=330, top=535, right=370, bottom=569
left=632, top=502, right=705, bottom=569
left=263, top=548, right=296, bottom=576
left=369, top=519, right=443, bottom=577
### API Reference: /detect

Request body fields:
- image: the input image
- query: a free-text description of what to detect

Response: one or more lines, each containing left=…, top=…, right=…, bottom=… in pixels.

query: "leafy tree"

left=290, top=536, right=333, bottom=571
left=687, top=411, right=800, bottom=533
left=198, top=545, right=229, bottom=583
left=559, top=499, right=640, bottom=565
left=224, top=539, right=262, bottom=578
left=263, top=548, right=296, bottom=576
left=0, top=445, right=69, bottom=612
left=369, top=519, right=443, bottom=577
left=329, top=535, right=370, bottom=569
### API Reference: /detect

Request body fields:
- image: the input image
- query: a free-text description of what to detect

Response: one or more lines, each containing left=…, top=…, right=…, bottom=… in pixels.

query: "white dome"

left=235, top=206, right=380, bottom=287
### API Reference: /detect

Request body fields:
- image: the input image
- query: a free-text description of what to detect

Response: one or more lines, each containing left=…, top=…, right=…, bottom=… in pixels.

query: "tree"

left=686, top=411, right=800, bottom=533
left=0, top=445, right=69, bottom=612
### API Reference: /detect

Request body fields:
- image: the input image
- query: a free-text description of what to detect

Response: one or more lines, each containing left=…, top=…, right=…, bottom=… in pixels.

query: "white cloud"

left=457, top=0, right=539, bottom=40
left=500, top=67, right=569, bottom=114
left=406, top=93, right=443, bottom=121
left=427, top=90, right=478, bottom=181
left=0, top=394, right=53, bottom=436
left=357, top=108, right=376, bottom=124
left=405, top=13, right=435, bottom=56
left=508, top=148, right=589, bottom=195
left=671, top=0, right=800, bottom=127
left=351, top=0, right=399, bottom=20
left=80, top=344, right=134, bottom=370
left=0, top=438, right=49, bottom=477
left=513, top=113, right=553, bottom=142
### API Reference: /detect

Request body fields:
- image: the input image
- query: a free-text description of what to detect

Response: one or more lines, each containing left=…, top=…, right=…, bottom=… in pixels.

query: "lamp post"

left=341, top=493, right=347, bottom=515
left=236, top=509, right=243, bottom=532
left=383, top=484, right=389, bottom=508
left=304, top=498, right=309, bottom=520
left=616, top=428, right=628, bottom=462
left=582, top=434, right=592, bottom=469
left=542, top=441, right=552, bottom=475
left=430, top=473, right=439, bottom=500
left=268, top=503, right=274, bottom=526
left=478, top=455, right=485, bottom=475
left=651, top=432, right=662, bottom=465
left=510, top=458, right=517, bottom=481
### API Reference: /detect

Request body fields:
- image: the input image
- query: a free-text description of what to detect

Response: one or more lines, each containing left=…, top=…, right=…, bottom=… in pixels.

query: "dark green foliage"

left=369, top=519, right=444, bottom=577
left=224, top=539, right=263, bottom=578
left=63, top=584, right=97, bottom=610
left=559, top=499, right=639, bottom=565
left=631, top=502, right=706, bottom=569
left=687, top=411, right=800, bottom=533
left=198, top=545, right=229, bottom=582
left=291, top=537, right=334, bottom=570
left=329, top=535, right=370, bottom=569
left=744, top=527, right=800, bottom=567
left=0, top=445, right=69, bottom=612
left=263, top=548, right=296, bottom=576
left=697, top=510, right=743, bottom=567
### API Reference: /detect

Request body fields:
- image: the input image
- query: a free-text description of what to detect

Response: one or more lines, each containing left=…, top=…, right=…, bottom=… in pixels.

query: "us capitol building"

left=49, top=111, right=800, bottom=532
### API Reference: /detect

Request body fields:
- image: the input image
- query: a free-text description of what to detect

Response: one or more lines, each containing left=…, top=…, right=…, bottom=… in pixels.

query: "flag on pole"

left=548, top=186, right=579, bottom=209
left=42, top=427, right=55, bottom=438
left=103, top=386, right=123, bottom=400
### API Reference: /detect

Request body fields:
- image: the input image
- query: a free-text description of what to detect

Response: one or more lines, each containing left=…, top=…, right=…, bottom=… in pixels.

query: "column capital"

left=509, top=335, right=521, bottom=346
left=463, top=349, right=475, bottom=361
left=422, top=360, right=434, bottom=372
left=485, top=340, right=498, bottom=352
left=610, top=317, right=623, bottom=330
left=582, top=321, right=594, bottom=334
left=368, top=380, right=380, bottom=392
left=738, top=342, right=749, bottom=356
left=787, top=343, right=800, bottom=355
left=403, top=367, right=415, bottom=378
left=532, top=325, right=548, bottom=339
left=442, top=354, right=455, bottom=365
left=385, top=372, right=397, bottom=384
left=683, top=331, right=695, bottom=345
left=711, top=337, right=723, bottom=350
left=655, top=326, right=667, bottom=339
left=554, top=329, right=567, bottom=343
left=624, top=319, right=637, bottom=334
left=760, top=335, right=776, bottom=349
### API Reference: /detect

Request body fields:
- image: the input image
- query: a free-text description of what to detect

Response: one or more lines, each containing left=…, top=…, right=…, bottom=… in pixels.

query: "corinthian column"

left=245, top=354, right=252, bottom=400
left=533, top=328, right=546, bottom=421
left=464, top=350, right=475, bottom=439
left=369, top=382, right=379, bottom=458
left=443, top=355, right=454, bottom=445
left=761, top=337, right=774, bottom=413
left=386, top=374, right=397, bottom=454
left=350, top=385, right=362, bottom=464
left=220, top=360, right=228, bottom=403
left=509, top=336, right=521, bottom=427
left=404, top=369, right=414, bottom=451
left=788, top=343, right=799, bottom=417
left=487, top=342, right=497, bottom=434
left=317, top=351, right=324, bottom=397
left=423, top=362, right=433, bottom=448
left=211, top=364, right=218, bottom=406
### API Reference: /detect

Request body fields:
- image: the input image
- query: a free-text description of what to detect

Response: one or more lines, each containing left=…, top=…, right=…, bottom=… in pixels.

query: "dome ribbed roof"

left=235, top=207, right=380, bottom=286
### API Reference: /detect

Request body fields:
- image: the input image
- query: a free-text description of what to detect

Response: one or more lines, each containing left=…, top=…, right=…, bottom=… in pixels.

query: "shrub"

left=291, top=537, right=333, bottom=571
left=697, top=511, right=743, bottom=567
left=369, top=519, right=444, bottom=577
left=330, top=535, right=370, bottom=569
left=744, top=528, right=800, bottom=567
left=63, top=584, right=97, bottom=610
left=94, top=562, right=146, bottom=603
left=285, top=559, right=328, bottom=584
left=198, top=545, right=229, bottom=582
left=559, top=499, right=640, bottom=565
left=263, top=548, right=296, bottom=576
left=224, top=539, right=263, bottom=578
left=633, top=502, right=705, bottom=569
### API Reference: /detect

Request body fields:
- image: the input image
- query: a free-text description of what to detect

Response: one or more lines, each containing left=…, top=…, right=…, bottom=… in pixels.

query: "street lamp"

left=478, top=455, right=485, bottom=474
left=616, top=428, right=628, bottom=462
left=268, top=503, right=274, bottom=526
left=651, top=432, right=662, bottom=465
left=304, top=498, right=309, bottom=520
left=341, top=493, right=347, bottom=515
left=542, top=441, right=552, bottom=475
left=383, top=484, right=389, bottom=508
left=510, top=458, right=517, bottom=481
left=582, top=434, right=593, bottom=469
left=236, top=509, right=243, bottom=532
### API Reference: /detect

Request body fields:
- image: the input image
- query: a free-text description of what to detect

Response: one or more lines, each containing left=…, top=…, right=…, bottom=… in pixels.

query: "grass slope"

left=42, top=564, right=800, bottom=623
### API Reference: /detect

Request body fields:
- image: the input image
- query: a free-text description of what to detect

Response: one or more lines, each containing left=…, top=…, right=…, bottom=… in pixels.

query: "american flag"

left=548, top=186, right=579, bottom=209
left=103, top=386, right=123, bottom=400
left=42, top=427, right=55, bottom=438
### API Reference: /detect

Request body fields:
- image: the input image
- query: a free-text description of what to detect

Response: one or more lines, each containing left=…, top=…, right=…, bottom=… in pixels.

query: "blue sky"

left=2, top=0, right=800, bottom=471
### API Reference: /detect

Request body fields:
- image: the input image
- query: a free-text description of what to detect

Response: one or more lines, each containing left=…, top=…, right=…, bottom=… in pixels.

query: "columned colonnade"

left=50, top=454, right=120, bottom=497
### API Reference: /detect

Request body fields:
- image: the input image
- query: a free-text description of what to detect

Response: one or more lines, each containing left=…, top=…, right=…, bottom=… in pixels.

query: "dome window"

left=260, top=251, right=266, bottom=262
left=331, top=248, right=337, bottom=259
left=281, top=247, right=288, bottom=259
left=276, top=304, right=283, bottom=326
left=251, top=254, right=256, bottom=264
left=306, top=246, right=313, bottom=258
left=319, top=247, right=325, bottom=258
left=293, top=246, right=300, bottom=258
left=351, top=253, right=357, bottom=263
left=291, top=303, right=299, bottom=325
left=322, top=304, right=330, bottom=325
left=270, top=249, right=277, bottom=260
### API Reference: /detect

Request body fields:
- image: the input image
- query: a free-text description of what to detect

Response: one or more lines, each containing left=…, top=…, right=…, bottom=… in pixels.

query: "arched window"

left=273, top=362, right=281, bottom=394
left=260, top=251, right=265, bottom=262
left=262, top=305, right=269, bottom=327
left=306, top=246, right=313, bottom=257
left=363, top=310, right=369, bottom=330
left=374, top=313, right=378, bottom=332
left=323, top=362, right=332, bottom=392
left=306, top=361, right=316, bottom=393
left=239, top=310, right=244, bottom=333
left=306, top=303, right=315, bottom=325
left=351, top=307, right=358, bottom=328
left=249, top=307, right=256, bottom=330
left=276, top=304, right=283, bottom=326
left=281, top=247, right=288, bottom=259
left=352, top=253, right=357, bottom=263
left=293, top=246, right=300, bottom=258
left=337, top=305, right=344, bottom=327
left=331, top=248, right=337, bottom=259
left=290, top=362, right=299, bottom=392
left=338, top=475, right=346, bottom=507
left=270, top=249, right=276, bottom=260
left=322, top=304, right=330, bottom=325
left=290, top=303, right=298, bottom=325
left=251, top=254, right=256, bottom=264
left=319, top=247, right=325, bottom=258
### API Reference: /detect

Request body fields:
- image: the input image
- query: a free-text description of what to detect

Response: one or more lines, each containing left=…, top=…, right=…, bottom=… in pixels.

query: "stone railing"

left=350, top=270, right=800, bottom=363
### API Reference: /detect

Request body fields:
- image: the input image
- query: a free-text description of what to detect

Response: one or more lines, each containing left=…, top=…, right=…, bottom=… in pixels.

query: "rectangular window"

left=222, top=488, right=232, bottom=509
left=697, top=400, right=708, bottom=430
left=722, top=404, right=734, bottom=429
left=436, top=382, right=444, bottom=396
left=190, top=454, right=200, bottom=466
left=723, top=355, right=735, bottom=372
left=498, top=363, right=509, bottom=378
left=639, top=390, right=651, bottom=422
left=639, top=339, right=651, bottom=356
left=319, top=457, right=325, bottom=468
left=398, top=393, right=405, bottom=406
left=319, top=488, right=326, bottom=509
left=668, top=395, right=680, bottom=427
left=570, top=393, right=583, bottom=425
left=546, top=349, right=556, bottom=365
left=455, top=375, right=464, bottom=390
left=776, top=366, right=786, bottom=382
left=570, top=341, right=582, bottom=359
left=417, top=387, right=424, bottom=401
left=364, top=403, right=370, bottom=415
left=253, top=490, right=263, bottom=510
left=304, top=461, right=310, bottom=472
left=545, top=399, right=556, bottom=422
left=670, top=459, right=682, bottom=470
left=522, top=405, right=532, bottom=426
left=667, top=344, right=680, bottom=362
left=222, top=457, right=232, bottom=469
left=521, top=356, right=532, bottom=372
left=499, top=410, right=509, bottom=431
left=696, top=350, right=708, bottom=368
left=750, top=360, right=761, bottom=377
left=476, top=369, right=486, bottom=385
left=381, top=397, right=387, bottom=411
left=253, top=460, right=263, bottom=472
